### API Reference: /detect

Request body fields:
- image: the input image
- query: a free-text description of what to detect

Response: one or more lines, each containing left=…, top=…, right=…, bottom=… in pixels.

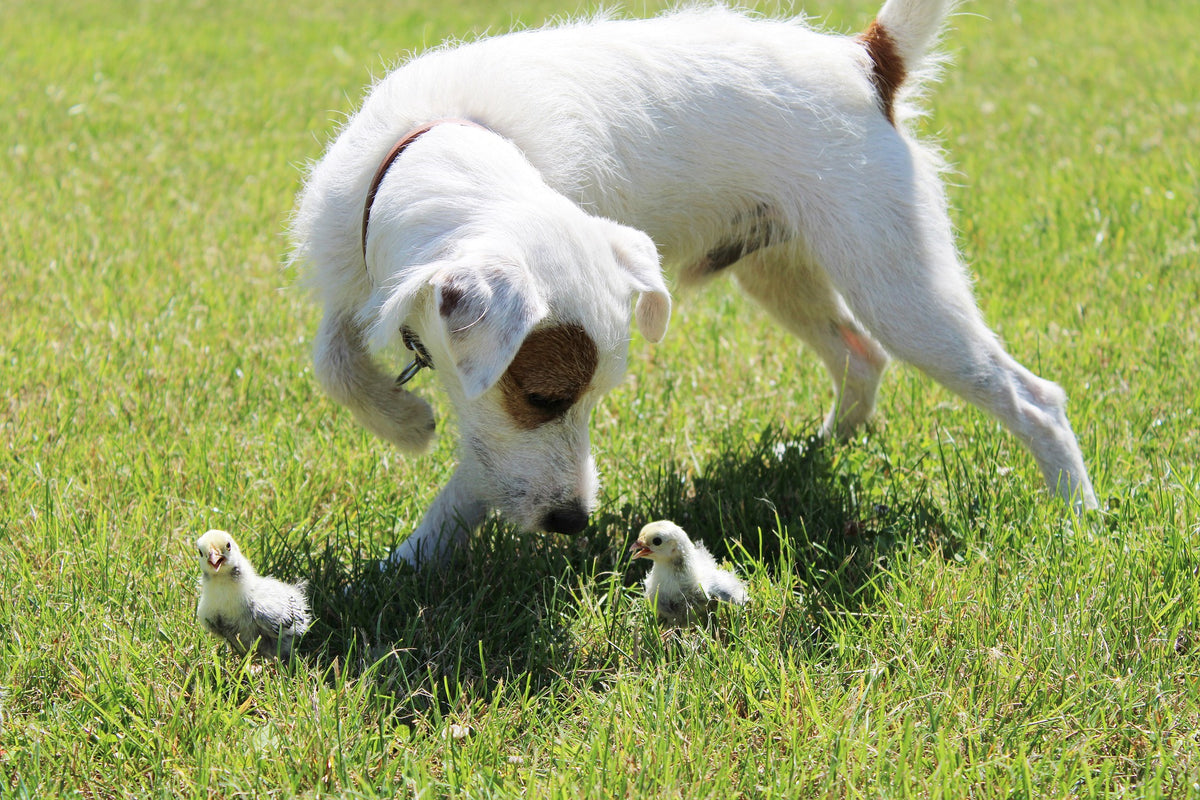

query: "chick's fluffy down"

left=195, top=529, right=312, bottom=658
left=632, top=520, right=747, bottom=625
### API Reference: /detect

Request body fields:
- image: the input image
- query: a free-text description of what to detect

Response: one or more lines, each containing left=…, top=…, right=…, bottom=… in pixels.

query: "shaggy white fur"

left=290, top=0, right=1098, bottom=567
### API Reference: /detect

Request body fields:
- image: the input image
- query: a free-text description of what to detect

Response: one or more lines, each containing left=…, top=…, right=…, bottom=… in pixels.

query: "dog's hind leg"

left=803, top=162, right=1098, bottom=511
left=313, top=310, right=437, bottom=453
left=734, top=247, right=890, bottom=440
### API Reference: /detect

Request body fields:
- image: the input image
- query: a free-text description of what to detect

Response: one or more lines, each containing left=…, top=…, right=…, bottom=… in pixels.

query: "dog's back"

left=292, top=2, right=954, bottom=299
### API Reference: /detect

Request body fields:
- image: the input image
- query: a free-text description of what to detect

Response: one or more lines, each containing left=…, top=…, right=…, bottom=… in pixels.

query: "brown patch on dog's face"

left=499, top=324, right=598, bottom=429
left=860, top=19, right=906, bottom=125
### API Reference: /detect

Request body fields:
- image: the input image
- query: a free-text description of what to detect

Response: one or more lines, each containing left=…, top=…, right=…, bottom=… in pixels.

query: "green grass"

left=2, top=0, right=1198, bottom=796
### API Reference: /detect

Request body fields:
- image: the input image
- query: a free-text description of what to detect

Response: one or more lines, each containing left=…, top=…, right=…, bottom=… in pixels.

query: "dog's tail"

left=861, top=0, right=955, bottom=123
left=313, top=310, right=437, bottom=453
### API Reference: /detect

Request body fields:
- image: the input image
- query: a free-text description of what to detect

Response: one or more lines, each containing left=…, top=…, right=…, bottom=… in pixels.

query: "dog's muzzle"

left=542, top=499, right=589, bottom=535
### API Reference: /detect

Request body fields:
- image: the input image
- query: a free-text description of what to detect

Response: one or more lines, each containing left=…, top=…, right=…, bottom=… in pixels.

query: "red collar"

left=361, top=119, right=484, bottom=262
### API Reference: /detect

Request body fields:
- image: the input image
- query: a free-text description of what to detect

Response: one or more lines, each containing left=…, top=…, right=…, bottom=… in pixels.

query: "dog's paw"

left=352, top=387, right=436, bottom=453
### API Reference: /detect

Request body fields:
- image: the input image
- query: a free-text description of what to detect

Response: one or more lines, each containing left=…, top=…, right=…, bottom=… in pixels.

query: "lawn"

left=2, top=0, right=1198, bottom=796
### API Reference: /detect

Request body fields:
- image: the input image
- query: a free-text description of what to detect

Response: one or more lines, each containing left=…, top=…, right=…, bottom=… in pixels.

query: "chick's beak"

left=207, top=550, right=226, bottom=570
left=630, top=540, right=653, bottom=559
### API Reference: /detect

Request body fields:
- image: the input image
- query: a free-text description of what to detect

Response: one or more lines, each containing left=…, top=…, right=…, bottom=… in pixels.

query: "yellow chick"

left=195, top=529, right=311, bottom=659
left=630, top=520, right=747, bottom=625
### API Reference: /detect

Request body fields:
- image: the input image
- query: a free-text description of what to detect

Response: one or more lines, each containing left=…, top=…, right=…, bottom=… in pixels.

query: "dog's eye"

left=525, top=392, right=572, bottom=417
left=651, top=536, right=662, bottom=547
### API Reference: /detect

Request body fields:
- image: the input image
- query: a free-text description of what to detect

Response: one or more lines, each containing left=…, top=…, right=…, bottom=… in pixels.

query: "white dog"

left=290, top=0, right=1098, bottom=566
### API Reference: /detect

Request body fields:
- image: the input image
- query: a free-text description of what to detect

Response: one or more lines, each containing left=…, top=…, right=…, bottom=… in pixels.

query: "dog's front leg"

left=388, top=468, right=488, bottom=568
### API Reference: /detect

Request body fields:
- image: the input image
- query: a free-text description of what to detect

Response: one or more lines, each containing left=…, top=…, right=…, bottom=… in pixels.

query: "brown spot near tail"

left=499, top=324, right=598, bottom=429
left=860, top=20, right=906, bottom=125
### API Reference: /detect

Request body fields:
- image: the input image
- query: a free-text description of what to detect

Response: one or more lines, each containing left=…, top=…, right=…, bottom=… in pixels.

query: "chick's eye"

left=651, top=536, right=662, bottom=547
left=225, top=542, right=232, bottom=551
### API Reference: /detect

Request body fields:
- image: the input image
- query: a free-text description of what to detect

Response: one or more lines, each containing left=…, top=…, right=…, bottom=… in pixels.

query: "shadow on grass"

left=591, top=424, right=959, bottom=656
left=259, top=425, right=957, bottom=720
left=594, top=426, right=957, bottom=589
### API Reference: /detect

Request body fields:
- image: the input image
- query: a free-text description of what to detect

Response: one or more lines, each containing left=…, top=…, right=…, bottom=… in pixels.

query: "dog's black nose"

left=542, top=501, right=589, bottom=535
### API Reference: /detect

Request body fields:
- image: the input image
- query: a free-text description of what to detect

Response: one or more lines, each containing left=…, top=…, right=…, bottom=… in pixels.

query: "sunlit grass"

left=2, top=0, right=1198, bottom=796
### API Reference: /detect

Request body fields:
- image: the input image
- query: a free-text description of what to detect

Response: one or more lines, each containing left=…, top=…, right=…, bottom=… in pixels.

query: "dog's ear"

left=430, top=262, right=549, bottom=400
left=605, top=220, right=671, bottom=342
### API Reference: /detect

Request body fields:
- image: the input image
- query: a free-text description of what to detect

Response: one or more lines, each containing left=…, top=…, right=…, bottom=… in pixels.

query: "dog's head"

left=362, top=134, right=670, bottom=533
